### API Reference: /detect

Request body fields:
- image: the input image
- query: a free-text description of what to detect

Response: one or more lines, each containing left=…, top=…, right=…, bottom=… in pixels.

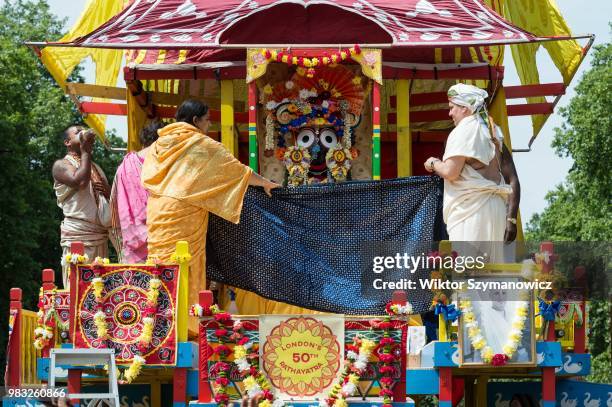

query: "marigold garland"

left=261, top=45, right=362, bottom=78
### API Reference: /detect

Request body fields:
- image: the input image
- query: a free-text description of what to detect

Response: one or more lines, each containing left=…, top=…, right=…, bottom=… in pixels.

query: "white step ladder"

left=48, top=348, right=120, bottom=407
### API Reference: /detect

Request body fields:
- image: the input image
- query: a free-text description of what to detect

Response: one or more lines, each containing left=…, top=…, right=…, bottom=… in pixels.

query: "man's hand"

left=504, top=221, right=517, bottom=243
left=423, top=157, right=437, bottom=173
left=263, top=179, right=281, bottom=197
left=79, top=130, right=95, bottom=154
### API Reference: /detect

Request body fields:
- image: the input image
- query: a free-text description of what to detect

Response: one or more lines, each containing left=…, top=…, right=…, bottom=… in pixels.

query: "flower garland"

left=190, top=304, right=285, bottom=407
left=283, top=146, right=311, bottom=187
left=325, top=147, right=353, bottom=183
left=321, top=336, right=375, bottom=407
left=261, top=45, right=362, bottom=78
left=459, top=296, right=529, bottom=366
left=378, top=303, right=413, bottom=407
left=91, top=257, right=110, bottom=341
left=34, top=287, right=55, bottom=350
left=138, top=267, right=162, bottom=352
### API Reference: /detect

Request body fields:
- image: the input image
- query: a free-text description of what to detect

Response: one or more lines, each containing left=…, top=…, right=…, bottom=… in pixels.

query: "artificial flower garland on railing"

left=459, top=295, right=529, bottom=366
left=33, top=287, right=68, bottom=350
left=320, top=336, right=375, bottom=407
left=375, top=303, right=413, bottom=407
left=191, top=301, right=412, bottom=407
left=191, top=304, right=285, bottom=407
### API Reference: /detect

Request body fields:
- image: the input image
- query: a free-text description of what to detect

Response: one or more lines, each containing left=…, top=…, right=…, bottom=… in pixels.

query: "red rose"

left=211, top=362, right=230, bottom=374
left=214, top=393, right=230, bottom=403
left=385, top=302, right=394, bottom=315
left=214, top=312, right=232, bottom=323
left=263, top=390, right=273, bottom=400
left=378, top=354, right=396, bottom=363
left=380, top=338, right=395, bottom=346
left=379, top=365, right=396, bottom=374
left=491, top=353, right=509, bottom=366
left=380, top=389, right=394, bottom=397
left=238, top=337, right=249, bottom=345
left=380, top=377, right=394, bottom=386
left=346, top=345, right=360, bottom=353
left=215, top=377, right=230, bottom=386
left=215, top=329, right=228, bottom=337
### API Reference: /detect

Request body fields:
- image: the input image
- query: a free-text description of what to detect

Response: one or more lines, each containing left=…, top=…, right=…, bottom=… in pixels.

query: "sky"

left=20, top=0, right=612, bottom=223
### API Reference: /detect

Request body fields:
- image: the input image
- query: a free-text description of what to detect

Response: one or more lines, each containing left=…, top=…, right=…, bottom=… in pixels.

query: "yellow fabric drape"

left=41, top=0, right=127, bottom=138
left=142, top=122, right=252, bottom=332
left=126, top=89, right=147, bottom=152
left=504, top=0, right=583, bottom=136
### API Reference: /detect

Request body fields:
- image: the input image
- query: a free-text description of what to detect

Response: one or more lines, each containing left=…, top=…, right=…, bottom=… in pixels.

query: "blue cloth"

left=207, top=177, right=445, bottom=314
left=538, top=298, right=561, bottom=321
left=434, top=303, right=461, bottom=322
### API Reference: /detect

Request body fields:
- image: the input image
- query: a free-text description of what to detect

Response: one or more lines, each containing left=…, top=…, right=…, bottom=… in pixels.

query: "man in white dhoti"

left=423, top=84, right=520, bottom=246
left=53, top=126, right=111, bottom=288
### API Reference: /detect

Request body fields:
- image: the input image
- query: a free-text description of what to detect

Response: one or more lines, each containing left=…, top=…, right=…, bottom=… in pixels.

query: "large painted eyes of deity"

left=319, top=129, right=338, bottom=149
left=297, top=128, right=316, bottom=148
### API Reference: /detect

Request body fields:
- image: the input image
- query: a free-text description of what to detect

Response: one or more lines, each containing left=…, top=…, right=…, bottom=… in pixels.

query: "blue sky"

left=27, top=0, right=612, bottom=222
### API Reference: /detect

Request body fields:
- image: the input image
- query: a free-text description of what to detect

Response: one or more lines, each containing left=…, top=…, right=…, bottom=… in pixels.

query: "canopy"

left=53, top=0, right=551, bottom=50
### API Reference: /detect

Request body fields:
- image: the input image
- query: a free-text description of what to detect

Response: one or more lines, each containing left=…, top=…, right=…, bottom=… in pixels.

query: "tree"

left=0, top=0, right=125, bottom=376
left=527, top=31, right=611, bottom=383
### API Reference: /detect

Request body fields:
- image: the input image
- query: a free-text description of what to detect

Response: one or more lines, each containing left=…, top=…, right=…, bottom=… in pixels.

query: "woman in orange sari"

left=142, top=99, right=279, bottom=332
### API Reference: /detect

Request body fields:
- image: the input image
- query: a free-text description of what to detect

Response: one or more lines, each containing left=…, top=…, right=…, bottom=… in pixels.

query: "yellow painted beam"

left=396, top=79, right=412, bottom=177
left=173, top=241, right=191, bottom=343
left=220, top=80, right=238, bottom=156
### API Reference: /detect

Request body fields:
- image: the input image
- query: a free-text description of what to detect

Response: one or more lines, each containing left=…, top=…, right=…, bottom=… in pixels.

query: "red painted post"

left=42, top=269, right=55, bottom=359
left=67, top=369, right=82, bottom=406
left=391, top=291, right=407, bottom=402
left=6, top=288, right=23, bottom=388
left=438, top=367, right=453, bottom=405
left=173, top=368, right=188, bottom=406
left=68, top=242, right=84, bottom=342
left=540, top=242, right=556, bottom=407
left=198, top=290, right=214, bottom=402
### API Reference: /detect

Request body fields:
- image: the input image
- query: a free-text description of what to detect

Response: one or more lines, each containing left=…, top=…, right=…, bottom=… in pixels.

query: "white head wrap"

left=447, top=84, right=489, bottom=113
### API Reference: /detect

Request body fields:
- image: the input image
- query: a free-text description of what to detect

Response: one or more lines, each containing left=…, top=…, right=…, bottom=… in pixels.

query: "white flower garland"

left=459, top=297, right=529, bottom=363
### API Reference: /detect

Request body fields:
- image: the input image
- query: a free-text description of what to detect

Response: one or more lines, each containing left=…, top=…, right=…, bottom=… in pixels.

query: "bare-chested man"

left=52, top=126, right=111, bottom=287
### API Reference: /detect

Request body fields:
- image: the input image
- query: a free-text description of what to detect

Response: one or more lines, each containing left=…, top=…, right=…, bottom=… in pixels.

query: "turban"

left=447, top=84, right=489, bottom=113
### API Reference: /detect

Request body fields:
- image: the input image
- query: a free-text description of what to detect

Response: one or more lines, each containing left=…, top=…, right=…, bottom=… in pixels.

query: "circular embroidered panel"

left=75, top=265, right=178, bottom=365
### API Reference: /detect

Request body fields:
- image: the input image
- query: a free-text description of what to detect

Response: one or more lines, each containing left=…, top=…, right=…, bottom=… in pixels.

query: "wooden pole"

left=6, top=288, right=23, bottom=388
left=198, top=290, right=214, bottom=403
left=221, top=80, right=238, bottom=156
left=175, top=241, right=191, bottom=343
left=372, top=81, right=381, bottom=180
left=42, top=269, right=55, bottom=359
left=396, top=79, right=412, bottom=177
left=248, top=81, right=259, bottom=171
left=68, top=241, right=84, bottom=342
left=391, top=291, right=407, bottom=402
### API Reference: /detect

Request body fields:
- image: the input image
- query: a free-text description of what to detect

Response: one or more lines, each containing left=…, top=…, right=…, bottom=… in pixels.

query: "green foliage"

left=0, top=0, right=124, bottom=377
left=526, top=38, right=612, bottom=242
left=527, top=33, right=611, bottom=380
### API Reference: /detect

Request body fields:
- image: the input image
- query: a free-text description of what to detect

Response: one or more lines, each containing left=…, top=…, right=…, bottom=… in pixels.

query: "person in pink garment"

left=110, top=122, right=164, bottom=263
